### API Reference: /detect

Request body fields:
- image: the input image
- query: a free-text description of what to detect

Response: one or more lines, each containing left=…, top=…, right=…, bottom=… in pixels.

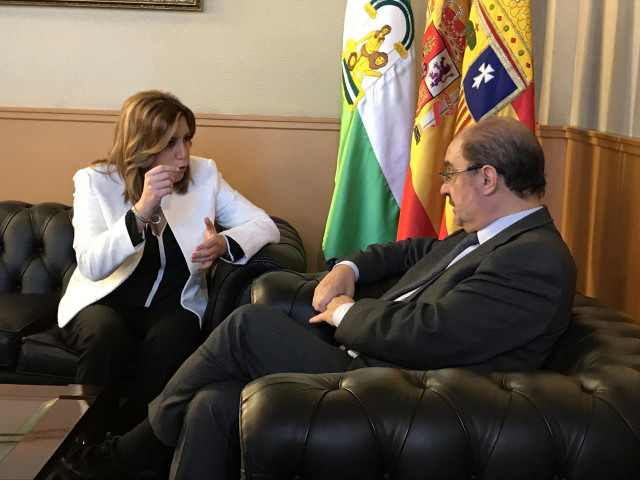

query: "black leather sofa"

left=0, top=200, right=306, bottom=385
left=241, top=271, right=640, bottom=480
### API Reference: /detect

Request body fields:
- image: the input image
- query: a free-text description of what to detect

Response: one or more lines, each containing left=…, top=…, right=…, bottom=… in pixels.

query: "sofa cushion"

left=0, top=292, right=59, bottom=368
left=16, top=326, right=77, bottom=381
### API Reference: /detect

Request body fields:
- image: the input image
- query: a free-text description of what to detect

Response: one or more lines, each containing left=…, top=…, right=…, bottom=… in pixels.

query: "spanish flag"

left=397, top=0, right=535, bottom=240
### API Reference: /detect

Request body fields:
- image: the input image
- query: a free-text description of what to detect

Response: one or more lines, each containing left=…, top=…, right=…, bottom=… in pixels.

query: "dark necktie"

left=386, top=232, right=479, bottom=300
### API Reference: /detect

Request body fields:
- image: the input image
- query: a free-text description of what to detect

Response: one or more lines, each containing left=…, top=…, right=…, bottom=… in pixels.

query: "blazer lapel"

left=399, top=207, right=555, bottom=301
left=381, top=230, right=466, bottom=300
left=161, top=186, right=209, bottom=272
left=474, top=206, right=554, bottom=256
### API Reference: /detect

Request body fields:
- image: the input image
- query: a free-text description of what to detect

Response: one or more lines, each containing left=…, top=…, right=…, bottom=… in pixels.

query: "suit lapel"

left=396, top=207, right=555, bottom=301
left=473, top=206, right=554, bottom=257
left=381, top=230, right=466, bottom=300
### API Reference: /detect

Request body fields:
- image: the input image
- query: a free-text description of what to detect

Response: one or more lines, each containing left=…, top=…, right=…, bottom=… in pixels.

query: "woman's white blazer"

left=57, top=156, right=280, bottom=328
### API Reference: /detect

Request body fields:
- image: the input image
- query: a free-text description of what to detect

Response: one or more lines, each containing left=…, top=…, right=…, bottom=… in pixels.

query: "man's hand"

left=312, top=264, right=356, bottom=312
left=191, top=217, right=227, bottom=270
left=309, top=295, right=355, bottom=327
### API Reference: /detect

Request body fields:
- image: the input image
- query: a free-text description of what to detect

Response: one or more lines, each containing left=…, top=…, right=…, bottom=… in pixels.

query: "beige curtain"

left=537, top=0, right=640, bottom=138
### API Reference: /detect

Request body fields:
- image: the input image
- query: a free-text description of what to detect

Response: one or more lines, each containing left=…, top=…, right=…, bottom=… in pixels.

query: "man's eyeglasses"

left=438, top=164, right=505, bottom=183
left=438, top=165, right=484, bottom=183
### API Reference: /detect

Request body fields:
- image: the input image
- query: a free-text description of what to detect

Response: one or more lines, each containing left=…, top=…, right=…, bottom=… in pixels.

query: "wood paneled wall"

left=540, top=126, right=640, bottom=320
left=2, top=108, right=638, bottom=319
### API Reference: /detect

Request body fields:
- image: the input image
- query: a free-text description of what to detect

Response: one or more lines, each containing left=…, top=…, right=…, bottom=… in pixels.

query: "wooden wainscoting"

left=2, top=108, right=638, bottom=317
left=539, top=125, right=640, bottom=320
left=0, top=107, right=340, bottom=272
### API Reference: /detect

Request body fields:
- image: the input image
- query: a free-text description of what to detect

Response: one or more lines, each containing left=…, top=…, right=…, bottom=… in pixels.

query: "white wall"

left=0, top=0, right=429, bottom=117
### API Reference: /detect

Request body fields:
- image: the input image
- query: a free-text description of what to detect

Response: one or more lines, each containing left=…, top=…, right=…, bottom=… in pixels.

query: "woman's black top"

left=106, top=210, right=243, bottom=310
left=107, top=211, right=189, bottom=309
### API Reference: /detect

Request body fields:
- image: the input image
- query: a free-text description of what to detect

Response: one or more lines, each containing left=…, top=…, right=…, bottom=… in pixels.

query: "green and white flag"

left=323, top=0, right=416, bottom=260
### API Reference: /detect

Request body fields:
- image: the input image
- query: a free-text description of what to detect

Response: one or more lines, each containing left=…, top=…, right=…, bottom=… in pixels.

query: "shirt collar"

left=476, top=206, right=543, bottom=245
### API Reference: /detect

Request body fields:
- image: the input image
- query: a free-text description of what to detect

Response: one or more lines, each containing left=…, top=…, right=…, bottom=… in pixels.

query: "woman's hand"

left=191, top=217, right=228, bottom=270
left=135, top=165, right=180, bottom=219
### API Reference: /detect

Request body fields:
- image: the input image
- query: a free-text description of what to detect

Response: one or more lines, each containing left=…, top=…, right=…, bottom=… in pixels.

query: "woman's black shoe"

left=58, top=436, right=156, bottom=480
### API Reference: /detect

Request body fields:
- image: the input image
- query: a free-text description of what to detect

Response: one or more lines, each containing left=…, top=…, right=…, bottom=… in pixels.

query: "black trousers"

left=147, top=303, right=357, bottom=480
left=61, top=298, right=201, bottom=435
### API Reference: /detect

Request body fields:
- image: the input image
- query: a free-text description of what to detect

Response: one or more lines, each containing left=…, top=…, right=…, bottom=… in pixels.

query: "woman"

left=58, top=90, right=280, bottom=435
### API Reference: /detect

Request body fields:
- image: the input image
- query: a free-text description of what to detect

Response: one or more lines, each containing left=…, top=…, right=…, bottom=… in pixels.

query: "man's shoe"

left=58, top=436, right=156, bottom=480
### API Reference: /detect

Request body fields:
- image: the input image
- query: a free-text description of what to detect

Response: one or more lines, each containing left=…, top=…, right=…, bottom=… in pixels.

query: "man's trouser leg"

left=148, top=303, right=353, bottom=446
left=169, top=380, right=245, bottom=480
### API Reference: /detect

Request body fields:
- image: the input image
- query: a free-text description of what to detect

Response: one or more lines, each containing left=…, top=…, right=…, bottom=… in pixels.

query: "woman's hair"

left=94, top=90, right=196, bottom=204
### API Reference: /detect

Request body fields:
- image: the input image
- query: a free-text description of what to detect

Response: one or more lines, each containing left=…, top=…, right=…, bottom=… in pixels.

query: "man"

left=64, top=117, right=576, bottom=480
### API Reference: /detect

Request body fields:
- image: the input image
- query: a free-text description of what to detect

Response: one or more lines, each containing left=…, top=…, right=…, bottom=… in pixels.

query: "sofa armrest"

left=0, top=292, right=59, bottom=368
left=201, top=217, right=306, bottom=336
left=251, top=270, right=321, bottom=318
left=250, top=269, right=405, bottom=343
left=241, top=365, right=640, bottom=480
left=250, top=268, right=404, bottom=312
left=251, top=270, right=334, bottom=343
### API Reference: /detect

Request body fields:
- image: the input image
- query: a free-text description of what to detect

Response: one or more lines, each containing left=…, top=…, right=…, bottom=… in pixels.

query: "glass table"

left=0, top=384, right=98, bottom=480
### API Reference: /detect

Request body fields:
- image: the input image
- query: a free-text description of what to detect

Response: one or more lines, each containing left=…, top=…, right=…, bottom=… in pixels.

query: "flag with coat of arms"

left=322, top=0, right=416, bottom=260
left=397, top=0, right=535, bottom=240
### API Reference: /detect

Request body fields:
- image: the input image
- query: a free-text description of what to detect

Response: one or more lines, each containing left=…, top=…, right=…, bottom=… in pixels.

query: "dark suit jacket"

left=337, top=207, right=577, bottom=372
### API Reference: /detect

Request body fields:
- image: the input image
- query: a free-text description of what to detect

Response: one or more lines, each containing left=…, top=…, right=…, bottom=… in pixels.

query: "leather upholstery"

left=0, top=201, right=306, bottom=384
left=0, top=292, right=59, bottom=368
left=242, top=271, right=640, bottom=480
left=17, top=327, right=78, bottom=381
left=0, top=201, right=75, bottom=295
left=203, top=217, right=306, bottom=335
left=0, top=201, right=74, bottom=378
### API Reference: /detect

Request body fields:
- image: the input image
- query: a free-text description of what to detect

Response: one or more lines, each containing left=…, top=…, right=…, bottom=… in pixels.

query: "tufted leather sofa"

left=240, top=271, right=640, bottom=480
left=0, top=200, right=306, bottom=385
